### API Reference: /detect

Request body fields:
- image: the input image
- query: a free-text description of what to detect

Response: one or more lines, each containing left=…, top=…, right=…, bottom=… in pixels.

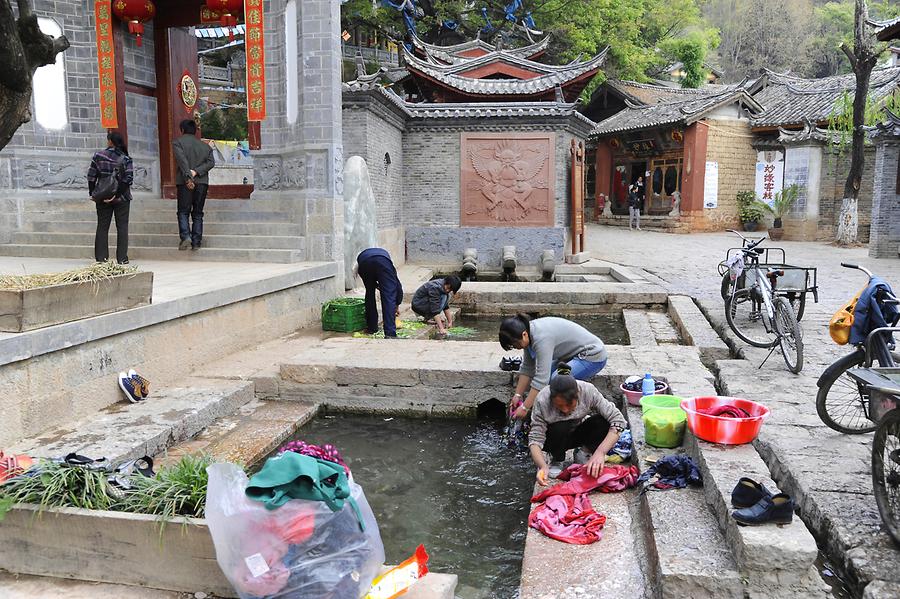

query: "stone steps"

left=26, top=219, right=304, bottom=236
left=0, top=243, right=307, bottom=263
left=10, top=378, right=254, bottom=465
left=30, top=208, right=298, bottom=223
left=628, top=404, right=743, bottom=599
left=11, top=231, right=304, bottom=250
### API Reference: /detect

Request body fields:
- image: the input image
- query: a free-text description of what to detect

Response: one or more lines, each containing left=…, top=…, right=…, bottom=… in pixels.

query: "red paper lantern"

left=112, top=0, right=156, bottom=47
left=206, top=0, right=243, bottom=29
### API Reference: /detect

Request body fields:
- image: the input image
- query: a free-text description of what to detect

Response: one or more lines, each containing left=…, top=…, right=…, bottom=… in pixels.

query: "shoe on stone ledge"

left=178, top=239, right=190, bottom=251
left=731, top=477, right=773, bottom=508
left=731, top=493, right=794, bottom=526
left=574, top=448, right=592, bottom=465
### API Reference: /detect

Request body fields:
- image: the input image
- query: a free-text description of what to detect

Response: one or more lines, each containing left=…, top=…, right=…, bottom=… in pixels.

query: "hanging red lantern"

left=112, top=0, right=156, bottom=47
left=206, top=0, right=243, bottom=39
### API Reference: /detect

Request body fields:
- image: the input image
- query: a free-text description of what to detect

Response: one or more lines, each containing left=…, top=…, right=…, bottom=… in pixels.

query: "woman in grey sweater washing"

left=530, top=363, right=626, bottom=484
left=499, top=314, right=608, bottom=420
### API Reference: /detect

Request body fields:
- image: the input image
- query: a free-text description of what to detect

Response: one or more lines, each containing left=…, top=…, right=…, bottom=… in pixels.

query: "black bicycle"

left=816, top=263, right=900, bottom=434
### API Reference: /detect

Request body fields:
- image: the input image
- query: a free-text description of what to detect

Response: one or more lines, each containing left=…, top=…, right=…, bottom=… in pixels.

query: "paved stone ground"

left=585, top=224, right=900, bottom=593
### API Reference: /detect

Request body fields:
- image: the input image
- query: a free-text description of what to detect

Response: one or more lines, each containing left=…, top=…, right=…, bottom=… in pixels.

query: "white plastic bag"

left=205, top=463, right=385, bottom=599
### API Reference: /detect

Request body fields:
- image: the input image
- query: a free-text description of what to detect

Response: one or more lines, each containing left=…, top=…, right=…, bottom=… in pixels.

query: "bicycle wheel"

left=872, top=409, right=900, bottom=546
left=784, top=291, right=806, bottom=322
left=816, top=350, right=877, bottom=434
left=720, top=273, right=732, bottom=300
left=725, top=288, right=776, bottom=348
left=774, top=297, right=803, bottom=373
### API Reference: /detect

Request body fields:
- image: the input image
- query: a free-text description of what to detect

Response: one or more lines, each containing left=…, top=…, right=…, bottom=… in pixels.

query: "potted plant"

left=737, top=191, right=763, bottom=232
left=754, top=184, right=801, bottom=241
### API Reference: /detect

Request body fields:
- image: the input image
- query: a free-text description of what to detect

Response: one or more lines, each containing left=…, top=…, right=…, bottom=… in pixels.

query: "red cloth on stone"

left=531, top=464, right=639, bottom=502
left=528, top=494, right=607, bottom=545
left=528, top=464, right=639, bottom=545
left=696, top=405, right=751, bottom=419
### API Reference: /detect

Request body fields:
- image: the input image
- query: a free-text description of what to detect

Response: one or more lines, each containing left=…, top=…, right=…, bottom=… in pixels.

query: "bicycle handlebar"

left=842, top=262, right=874, bottom=279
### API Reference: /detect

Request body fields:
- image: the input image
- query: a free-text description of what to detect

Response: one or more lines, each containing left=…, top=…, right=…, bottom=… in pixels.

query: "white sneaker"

left=548, top=461, right=565, bottom=478
left=574, top=448, right=592, bottom=465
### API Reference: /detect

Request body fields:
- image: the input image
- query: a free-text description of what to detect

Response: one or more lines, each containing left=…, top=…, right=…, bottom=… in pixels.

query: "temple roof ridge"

left=402, top=44, right=604, bottom=76
left=409, top=32, right=551, bottom=64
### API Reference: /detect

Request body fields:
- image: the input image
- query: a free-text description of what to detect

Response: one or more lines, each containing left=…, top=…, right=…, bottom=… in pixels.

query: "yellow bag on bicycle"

left=830, top=286, right=865, bottom=345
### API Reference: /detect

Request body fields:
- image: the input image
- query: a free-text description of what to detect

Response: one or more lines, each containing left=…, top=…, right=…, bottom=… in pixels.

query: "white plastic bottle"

left=641, top=373, right=655, bottom=396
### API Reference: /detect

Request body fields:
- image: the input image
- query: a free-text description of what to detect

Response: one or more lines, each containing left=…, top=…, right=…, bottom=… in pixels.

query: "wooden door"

left=647, top=156, right=684, bottom=216
left=155, top=26, right=199, bottom=198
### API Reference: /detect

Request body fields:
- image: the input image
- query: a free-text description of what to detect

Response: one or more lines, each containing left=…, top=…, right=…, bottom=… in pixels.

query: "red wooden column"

left=594, top=141, right=612, bottom=220
left=681, top=122, right=709, bottom=212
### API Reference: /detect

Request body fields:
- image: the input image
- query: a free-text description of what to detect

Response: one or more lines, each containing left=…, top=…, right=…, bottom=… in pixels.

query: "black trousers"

left=176, top=183, right=208, bottom=245
left=543, top=414, right=611, bottom=462
left=95, top=200, right=129, bottom=263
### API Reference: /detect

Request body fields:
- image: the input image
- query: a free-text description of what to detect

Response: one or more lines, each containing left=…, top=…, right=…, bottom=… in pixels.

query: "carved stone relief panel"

left=282, top=157, right=307, bottom=189
left=334, top=146, right=344, bottom=196
left=23, top=160, right=87, bottom=189
left=309, top=151, right=327, bottom=190
left=257, top=158, right=283, bottom=190
left=132, top=164, right=153, bottom=191
left=0, top=159, right=10, bottom=189
left=461, top=132, right=555, bottom=227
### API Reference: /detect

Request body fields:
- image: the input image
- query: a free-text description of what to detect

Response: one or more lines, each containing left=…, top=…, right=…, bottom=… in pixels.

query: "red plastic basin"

left=680, top=396, right=770, bottom=445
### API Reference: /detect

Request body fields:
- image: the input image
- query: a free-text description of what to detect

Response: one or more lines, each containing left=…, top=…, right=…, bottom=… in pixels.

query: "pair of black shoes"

left=500, top=356, right=522, bottom=372
left=730, top=477, right=795, bottom=526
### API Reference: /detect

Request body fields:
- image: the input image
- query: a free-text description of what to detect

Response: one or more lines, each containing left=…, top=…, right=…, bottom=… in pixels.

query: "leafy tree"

left=659, top=30, right=720, bottom=88
left=0, top=0, right=70, bottom=150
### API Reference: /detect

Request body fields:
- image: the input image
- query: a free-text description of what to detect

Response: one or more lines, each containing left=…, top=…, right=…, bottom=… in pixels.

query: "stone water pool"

left=283, top=414, right=534, bottom=599
left=446, top=313, right=629, bottom=345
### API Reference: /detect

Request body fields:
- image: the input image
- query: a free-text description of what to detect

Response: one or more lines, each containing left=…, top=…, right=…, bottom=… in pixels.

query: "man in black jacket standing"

left=355, top=248, right=403, bottom=338
left=172, top=119, right=215, bottom=251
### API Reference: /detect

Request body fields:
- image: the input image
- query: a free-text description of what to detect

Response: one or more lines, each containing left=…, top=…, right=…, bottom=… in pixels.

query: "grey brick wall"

left=342, top=106, right=404, bottom=230
left=125, top=93, right=158, bottom=157
left=123, top=21, right=156, bottom=89
left=820, top=147, right=877, bottom=242
left=869, top=140, right=900, bottom=258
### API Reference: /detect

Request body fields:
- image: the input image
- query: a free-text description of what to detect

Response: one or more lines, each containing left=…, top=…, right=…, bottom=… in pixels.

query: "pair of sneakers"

left=547, top=447, right=593, bottom=478
left=118, top=370, right=150, bottom=403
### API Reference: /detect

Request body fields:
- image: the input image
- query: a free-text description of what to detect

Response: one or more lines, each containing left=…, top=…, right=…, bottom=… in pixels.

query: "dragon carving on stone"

left=467, top=139, right=549, bottom=223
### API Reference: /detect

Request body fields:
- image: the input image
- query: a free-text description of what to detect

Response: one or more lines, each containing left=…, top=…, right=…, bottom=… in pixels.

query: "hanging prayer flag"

left=244, top=0, right=266, bottom=121
left=94, top=0, right=117, bottom=128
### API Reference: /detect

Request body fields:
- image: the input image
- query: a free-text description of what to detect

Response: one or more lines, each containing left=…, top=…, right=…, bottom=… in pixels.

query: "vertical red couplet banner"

left=95, top=0, right=117, bottom=128
left=244, top=0, right=266, bottom=121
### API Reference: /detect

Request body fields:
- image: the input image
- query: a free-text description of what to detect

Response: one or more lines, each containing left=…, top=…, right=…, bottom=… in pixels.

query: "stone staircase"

left=0, top=197, right=307, bottom=263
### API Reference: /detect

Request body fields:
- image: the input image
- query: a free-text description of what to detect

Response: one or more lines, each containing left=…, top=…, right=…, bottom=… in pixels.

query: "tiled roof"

left=591, top=85, right=761, bottom=136
left=410, top=34, right=550, bottom=64
left=868, top=107, right=900, bottom=139
left=750, top=66, right=900, bottom=128
left=402, top=46, right=607, bottom=97
left=606, top=79, right=731, bottom=106
left=871, top=17, right=900, bottom=41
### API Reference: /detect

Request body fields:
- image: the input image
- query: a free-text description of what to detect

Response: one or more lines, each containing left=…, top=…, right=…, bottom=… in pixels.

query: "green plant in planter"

left=754, top=184, right=802, bottom=229
left=116, top=454, right=213, bottom=522
left=737, top=191, right=763, bottom=224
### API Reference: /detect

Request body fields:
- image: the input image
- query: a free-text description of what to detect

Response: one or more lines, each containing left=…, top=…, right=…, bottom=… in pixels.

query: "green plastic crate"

left=321, top=297, right=367, bottom=332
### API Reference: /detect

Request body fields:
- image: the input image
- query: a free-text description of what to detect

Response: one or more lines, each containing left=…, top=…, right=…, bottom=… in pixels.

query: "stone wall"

left=819, top=147, right=876, bottom=242
left=868, top=139, right=900, bottom=258
left=690, top=119, right=756, bottom=232
left=341, top=98, right=405, bottom=261
left=402, top=117, right=588, bottom=266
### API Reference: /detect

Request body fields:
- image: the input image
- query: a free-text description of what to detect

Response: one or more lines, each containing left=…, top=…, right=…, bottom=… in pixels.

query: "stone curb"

left=667, top=295, right=730, bottom=366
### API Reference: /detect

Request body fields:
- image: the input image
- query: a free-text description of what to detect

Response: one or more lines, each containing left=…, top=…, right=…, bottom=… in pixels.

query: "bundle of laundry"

left=529, top=464, right=639, bottom=545
left=637, top=455, right=702, bottom=491
left=606, top=429, right=633, bottom=464
left=205, top=456, right=384, bottom=599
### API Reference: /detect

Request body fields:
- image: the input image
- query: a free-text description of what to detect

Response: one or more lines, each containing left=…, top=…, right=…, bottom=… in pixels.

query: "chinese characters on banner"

left=200, top=6, right=224, bottom=23
left=755, top=150, right=784, bottom=207
left=244, top=0, right=266, bottom=121
left=94, top=0, right=117, bottom=128
left=704, top=161, right=719, bottom=209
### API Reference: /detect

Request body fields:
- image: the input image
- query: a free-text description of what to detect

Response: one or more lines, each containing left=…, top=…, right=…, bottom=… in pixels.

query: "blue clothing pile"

left=637, top=455, right=702, bottom=491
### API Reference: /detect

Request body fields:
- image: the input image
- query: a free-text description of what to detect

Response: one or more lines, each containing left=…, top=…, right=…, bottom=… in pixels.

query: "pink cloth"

left=531, top=464, right=639, bottom=502
left=528, top=494, right=607, bottom=544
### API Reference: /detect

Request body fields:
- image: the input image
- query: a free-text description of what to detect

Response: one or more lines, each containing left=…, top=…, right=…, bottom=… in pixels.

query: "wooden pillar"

left=681, top=122, right=709, bottom=212
left=594, top=141, right=612, bottom=220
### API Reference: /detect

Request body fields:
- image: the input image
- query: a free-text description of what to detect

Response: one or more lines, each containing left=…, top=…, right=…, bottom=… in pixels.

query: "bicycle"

left=816, top=263, right=900, bottom=434
left=722, top=230, right=804, bottom=373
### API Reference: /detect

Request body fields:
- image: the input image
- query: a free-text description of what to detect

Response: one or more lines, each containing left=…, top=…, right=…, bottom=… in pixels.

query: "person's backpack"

left=90, top=154, right=125, bottom=204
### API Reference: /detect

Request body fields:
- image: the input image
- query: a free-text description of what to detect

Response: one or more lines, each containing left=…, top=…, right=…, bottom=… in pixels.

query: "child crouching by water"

left=529, top=363, right=627, bottom=486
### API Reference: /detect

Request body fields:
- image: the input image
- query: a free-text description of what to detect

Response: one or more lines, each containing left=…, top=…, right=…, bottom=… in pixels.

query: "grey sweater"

left=519, top=317, right=608, bottom=390
left=529, top=380, right=626, bottom=449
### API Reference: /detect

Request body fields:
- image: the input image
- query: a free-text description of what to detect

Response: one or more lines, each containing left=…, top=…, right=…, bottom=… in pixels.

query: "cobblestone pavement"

left=586, top=224, right=900, bottom=593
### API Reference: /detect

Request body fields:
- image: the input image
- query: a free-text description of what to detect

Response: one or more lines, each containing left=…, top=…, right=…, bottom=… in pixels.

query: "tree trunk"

left=836, top=0, right=879, bottom=246
left=0, top=0, right=69, bottom=151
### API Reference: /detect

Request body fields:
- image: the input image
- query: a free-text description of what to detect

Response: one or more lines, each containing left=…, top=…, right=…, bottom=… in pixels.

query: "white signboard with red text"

left=755, top=150, right=785, bottom=206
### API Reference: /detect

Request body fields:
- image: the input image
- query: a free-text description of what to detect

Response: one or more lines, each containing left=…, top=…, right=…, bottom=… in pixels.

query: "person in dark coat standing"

left=356, top=248, right=404, bottom=338
left=172, top=119, right=215, bottom=251
left=627, top=184, right=641, bottom=231
left=87, top=131, right=133, bottom=264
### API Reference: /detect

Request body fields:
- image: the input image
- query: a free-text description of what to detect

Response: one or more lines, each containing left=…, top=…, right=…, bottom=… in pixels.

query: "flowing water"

left=285, top=414, right=534, bottom=599
left=448, top=313, right=629, bottom=345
